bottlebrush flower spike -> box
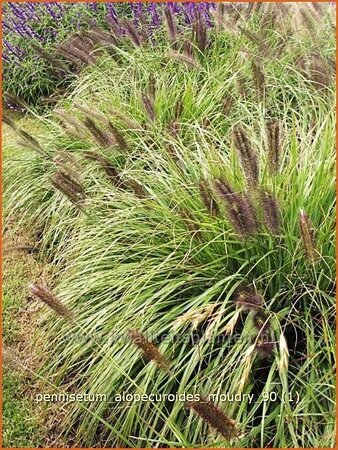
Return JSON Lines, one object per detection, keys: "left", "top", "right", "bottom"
{"left": 255, "top": 339, "right": 274, "bottom": 357}
{"left": 3, "top": 114, "right": 17, "bottom": 131}
{"left": 251, "top": 60, "right": 265, "bottom": 102}
{"left": 164, "top": 8, "right": 177, "bottom": 48}
{"left": 253, "top": 310, "right": 271, "bottom": 334}
{"left": 213, "top": 179, "right": 258, "bottom": 236}
{"left": 83, "top": 117, "right": 114, "bottom": 148}
{"left": 107, "top": 122, "right": 129, "bottom": 152}
{"left": 232, "top": 126, "right": 259, "bottom": 186}
{"left": 121, "top": 18, "right": 142, "bottom": 46}
{"left": 183, "top": 39, "right": 194, "bottom": 60}
{"left": 128, "top": 329, "right": 171, "bottom": 372}
{"left": 168, "top": 50, "right": 199, "bottom": 69}
{"left": 173, "top": 98, "right": 183, "bottom": 120}
{"left": 192, "top": 11, "right": 208, "bottom": 53}
{"left": 199, "top": 179, "right": 219, "bottom": 216}
{"left": 31, "top": 43, "right": 70, "bottom": 73}
{"left": 299, "top": 209, "right": 317, "bottom": 262}
{"left": 260, "top": 190, "right": 281, "bottom": 235}
{"left": 148, "top": 74, "right": 156, "bottom": 100}
{"left": 266, "top": 120, "right": 282, "bottom": 174}
{"left": 141, "top": 94, "right": 156, "bottom": 121}
{"left": 186, "top": 397, "right": 237, "bottom": 440}
{"left": 84, "top": 151, "right": 123, "bottom": 187}
{"left": 51, "top": 170, "right": 85, "bottom": 207}
{"left": 234, "top": 287, "right": 262, "bottom": 310}
{"left": 222, "top": 93, "right": 234, "bottom": 116}
{"left": 29, "top": 283, "right": 73, "bottom": 319}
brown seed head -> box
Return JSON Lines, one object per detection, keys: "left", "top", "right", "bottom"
{"left": 121, "top": 19, "right": 143, "bottom": 46}
{"left": 260, "top": 190, "right": 281, "bottom": 235}
{"left": 232, "top": 126, "right": 259, "bottom": 186}
{"left": 164, "top": 8, "right": 178, "bottom": 47}
{"left": 199, "top": 180, "right": 219, "bottom": 217}
{"left": 251, "top": 60, "right": 265, "bottom": 102}
{"left": 29, "top": 283, "right": 73, "bottom": 319}
{"left": 186, "top": 397, "right": 237, "bottom": 440}
{"left": 107, "top": 122, "right": 129, "bottom": 152}
{"left": 299, "top": 209, "right": 317, "bottom": 262}
{"left": 128, "top": 329, "right": 171, "bottom": 372}
{"left": 83, "top": 117, "right": 114, "bottom": 148}
{"left": 51, "top": 169, "right": 85, "bottom": 207}
{"left": 141, "top": 94, "right": 155, "bottom": 121}
{"left": 266, "top": 120, "right": 282, "bottom": 174}
{"left": 213, "top": 179, "right": 258, "bottom": 236}
{"left": 234, "top": 287, "right": 262, "bottom": 310}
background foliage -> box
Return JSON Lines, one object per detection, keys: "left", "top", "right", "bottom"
{"left": 3, "top": 2, "right": 336, "bottom": 448}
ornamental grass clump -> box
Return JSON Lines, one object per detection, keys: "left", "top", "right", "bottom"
{"left": 3, "top": 3, "right": 335, "bottom": 448}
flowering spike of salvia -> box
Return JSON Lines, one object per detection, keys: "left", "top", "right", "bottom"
{"left": 83, "top": 117, "right": 114, "bottom": 148}
{"left": 128, "top": 329, "right": 171, "bottom": 372}
{"left": 199, "top": 180, "right": 219, "bottom": 217}
{"left": 234, "top": 287, "right": 262, "bottom": 309}
{"left": 299, "top": 209, "right": 317, "bottom": 262}
{"left": 121, "top": 19, "right": 142, "bottom": 46}
{"left": 107, "top": 17, "right": 122, "bottom": 40}
{"left": 232, "top": 126, "right": 259, "bottom": 186}
{"left": 107, "top": 122, "right": 128, "bottom": 152}
{"left": 251, "top": 60, "right": 265, "bottom": 102}
{"left": 213, "top": 178, "right": 257, "bottom": 236}
{"left": 29, "top": 283, "right": 73, "bottom": 319}
{"left": 164, "top": 8, "right": 177, "bottom": 48}
{"left": 260, "top": 190, "right": 281, "bottom": 235}
{"left": 141, "top": 94, "right": 155, "bottom": 121}
{"left": 51, "top": 170, "right": 85, "bottom": 207}
{"left": 186, "top": 397, "right": 237, "bottom": 440}
{"left": 266, "top": 120, "right": 282, "bottom": 174}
